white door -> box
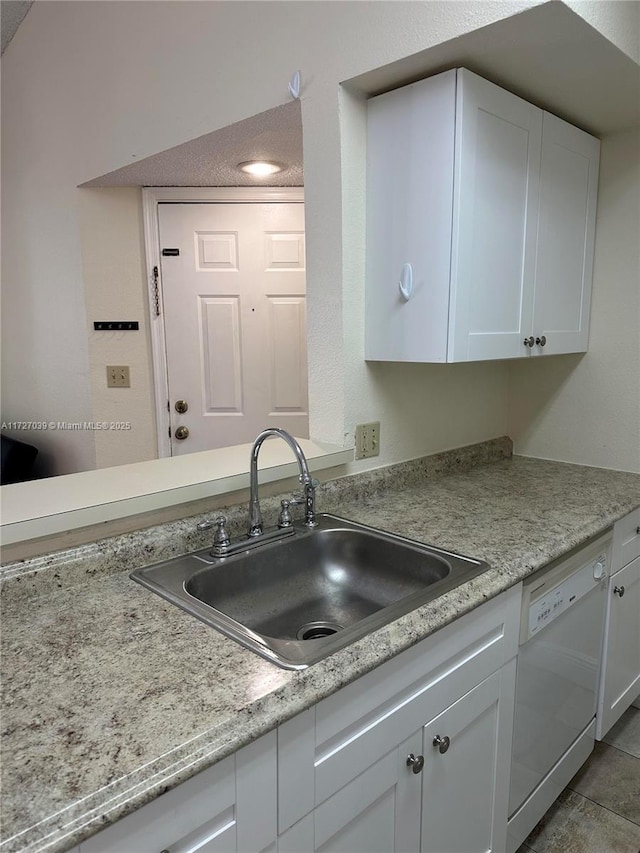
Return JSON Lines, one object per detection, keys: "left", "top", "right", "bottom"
{"left": 531, "top": 112, "right": 600, "bottom": 355}
{"left": 158, "top": 202, "right": 308, "bottom": 454}
{"left": 598, "top": 556, "right": 640, "bottom": 737}
{"left": 449, "top": 69, "right": 543, "bottom": 362}
{"left": 306, "top": 734, "right": 422, "bottom": 853}
{"left": 421, "top": 667, "right": 515, "bottom": 853}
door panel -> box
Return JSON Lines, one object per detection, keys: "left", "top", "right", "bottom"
{"left": 314, "top": 735, "right": 422, "bottom": 853}
{"left": 450, "top": 69, "right": 542, "bottom": 361}
{"left": 158, "top": 202, "right": 308, "bottom": 454}
{"left": 532, "top": 112, "right": 600, "bottom": 355}
{"left": 200, "top": 297, "right": 243, "bottom": 412}
{"left": 268, "top": 298, "right": 307, "bottom": 412}
{"left": 421, "top": 668, "right": 514, "bottom": 853}
{"left": 598, "top": 557, "right": 640, "bottom": 736}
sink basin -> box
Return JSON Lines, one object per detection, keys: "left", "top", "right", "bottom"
{"left": 131, "top": 514, "right": 490, "bottom": 669}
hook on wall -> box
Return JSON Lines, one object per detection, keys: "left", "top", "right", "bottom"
{"left": 288, "top": 70, "right": 301, "bottom": 100}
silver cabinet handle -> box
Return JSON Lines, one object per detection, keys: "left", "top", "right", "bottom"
{"left": 523, "top": 336, "right": 535, "bottom": 347}
{"left": 406, "top": 753, "right": 424, "bottom": 774}
{"left": 614, "top": 585, "right": 625, "bottom": 597}
{"left": 536, "top": 335, "right": 547, "bottom": 347}
{"left": 433, "top": 735, "right": 450, "bottom": 754}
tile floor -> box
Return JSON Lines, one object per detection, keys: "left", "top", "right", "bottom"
{"left": 519, "top": 707, "right": 640, "bottom": 853}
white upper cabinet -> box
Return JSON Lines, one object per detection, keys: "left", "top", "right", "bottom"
{"left": 365, "top": 68, "right": 600, "bottom": 363}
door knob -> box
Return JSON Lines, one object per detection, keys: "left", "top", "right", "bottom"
{"left": 174, "top": 400, "right": 189, "bottom": 414}
{"left": 174, "top": 425, "right": 189, "bottom": 440}
{"left": 536, "top": 336, "right": 547, "bottom": 347}
{"left": 406, "top": 753, "right": 424, "bottom": 774}
{"left": 523, "top": 336, "right": 535, "bottom": 347}
{"left": 433, "top": 735, "right": 450, "bottom": 754}
{"left": 613, "top": 585, "right": 625, "bottom": 597}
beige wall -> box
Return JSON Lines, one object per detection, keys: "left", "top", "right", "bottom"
{"left": 78, "top": 189, "right": 158, "bottom": 469}
{"left": 507, "top": 128, "right": 640, "bottom": 473}
{"left": 565, "top": 0, "right": 640, "bottom": 64}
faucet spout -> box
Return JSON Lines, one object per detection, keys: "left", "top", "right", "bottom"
{"left": 249, "top": 428, "right": 316, "bottom": 536}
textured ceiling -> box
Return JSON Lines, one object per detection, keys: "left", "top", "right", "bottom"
{"left": 1, "top": 0, "right": 33, "bottom": 55}
{"left": 81, "top": 100, "right": 304, "bottom": 188}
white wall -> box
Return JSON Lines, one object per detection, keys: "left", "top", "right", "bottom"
{"left": 78, "top": 188, "right": 158, "bottom": 469}
{"left": 507, "top": 127, "right": 640, "bottom": 472}
{"left": 1, "top": 0, "right": 637, "bottom": 481}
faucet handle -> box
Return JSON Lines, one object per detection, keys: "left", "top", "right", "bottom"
{"left": 210, "top": 516, "right": 232, "bottom": 557}
{"left": 278, "top": 500, "right": 293, "bottom": 528}
{"left": 213, "top": 516, "right": 231, "bottom": 547}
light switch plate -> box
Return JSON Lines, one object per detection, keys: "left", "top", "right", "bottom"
{"left": 107, "top": 365, "right": 130, "bottom": 388}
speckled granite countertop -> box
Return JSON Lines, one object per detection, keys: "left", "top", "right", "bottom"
{"left": 1, "top": 442, "right": 639, "bottom": 853}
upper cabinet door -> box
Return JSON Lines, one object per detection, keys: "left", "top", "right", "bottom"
{"left": 532, "top": 113, "right": 600, "bottom": 355}
{"left": 449, "top": 69, "right": 542, "bottom": 362}
{"left": 365, "top": 70, "right": 457, "bottom": 363}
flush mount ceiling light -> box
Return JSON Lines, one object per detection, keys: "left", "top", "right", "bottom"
{"left": 237, "top": 160, "right": 285, "bottom": 177}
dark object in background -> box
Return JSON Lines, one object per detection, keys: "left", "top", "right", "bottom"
{"left": 1, "top": 434, "right": 38, "bottom": 484}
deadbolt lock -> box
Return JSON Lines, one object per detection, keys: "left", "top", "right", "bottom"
{"left": 174, "top": 425, "right": 189, "bottom": 440}
{"left": 175, "top": 400, "right": 189, "bottom": 414}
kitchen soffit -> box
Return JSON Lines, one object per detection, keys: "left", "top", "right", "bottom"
{"left": 344, "top": 1, "right": 640, "bottom": 138}
{"left": 79, "top": 2, "right": 637, "bottom": 190}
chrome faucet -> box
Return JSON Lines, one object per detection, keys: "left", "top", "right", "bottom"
{"left": 249, "top": 428, "right": 317, "bottom": 536}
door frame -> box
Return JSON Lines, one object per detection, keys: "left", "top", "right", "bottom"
{"left": 142, "top": 187, "right": 305, "bottom": 458}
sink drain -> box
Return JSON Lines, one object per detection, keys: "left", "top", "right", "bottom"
{"left": 297, "top": 621, "right": 343, "bottom": 641}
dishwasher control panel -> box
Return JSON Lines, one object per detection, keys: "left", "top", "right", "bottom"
{"left": 521, "top": 533, "right": 611, "bottom": 644}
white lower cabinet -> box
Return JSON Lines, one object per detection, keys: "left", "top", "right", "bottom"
{"left": 597, "top": 509, "right": 640, "bottom": 738}
{"left": 277, "top": 586, "right": 521, "bottom": 853}
{"left": 279, "top": 664, "right": 516, "bottom": 853}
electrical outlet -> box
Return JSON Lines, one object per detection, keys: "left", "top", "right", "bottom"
{"left": 106, "top": 365, "right": 130, "bottom": 388}
{"left": 355, "top": 421, "right": 380, "bottom": 460}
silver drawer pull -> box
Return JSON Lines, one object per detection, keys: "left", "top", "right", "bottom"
{"left": 614, "top": 585, "right": 625, "bottom": 597}
{"left": 433, "top": 734, "right": 450, "bottom": 754}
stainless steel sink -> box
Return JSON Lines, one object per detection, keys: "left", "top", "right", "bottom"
{"left": 131, "top": 514, "right": 489, "bottom": 669}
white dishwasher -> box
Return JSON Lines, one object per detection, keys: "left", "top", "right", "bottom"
{"left": 507, "top": 531, "right": 611, "bottom": 853}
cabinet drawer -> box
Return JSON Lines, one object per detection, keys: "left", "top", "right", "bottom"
{"left": 80, "top": 755, "right": 237, "bottom": 853}
{"left": 81, "top": 732, "right": 276, "bottom": 853}
{"left": 277, "top": 585, "right": 521, "bottom": 832}
{"left": 612, "top": 508, "right": 640, "bottom": 571}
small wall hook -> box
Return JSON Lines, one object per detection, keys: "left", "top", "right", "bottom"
{"left": 288, "top": 70, "right": 301, "bottom": 100}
